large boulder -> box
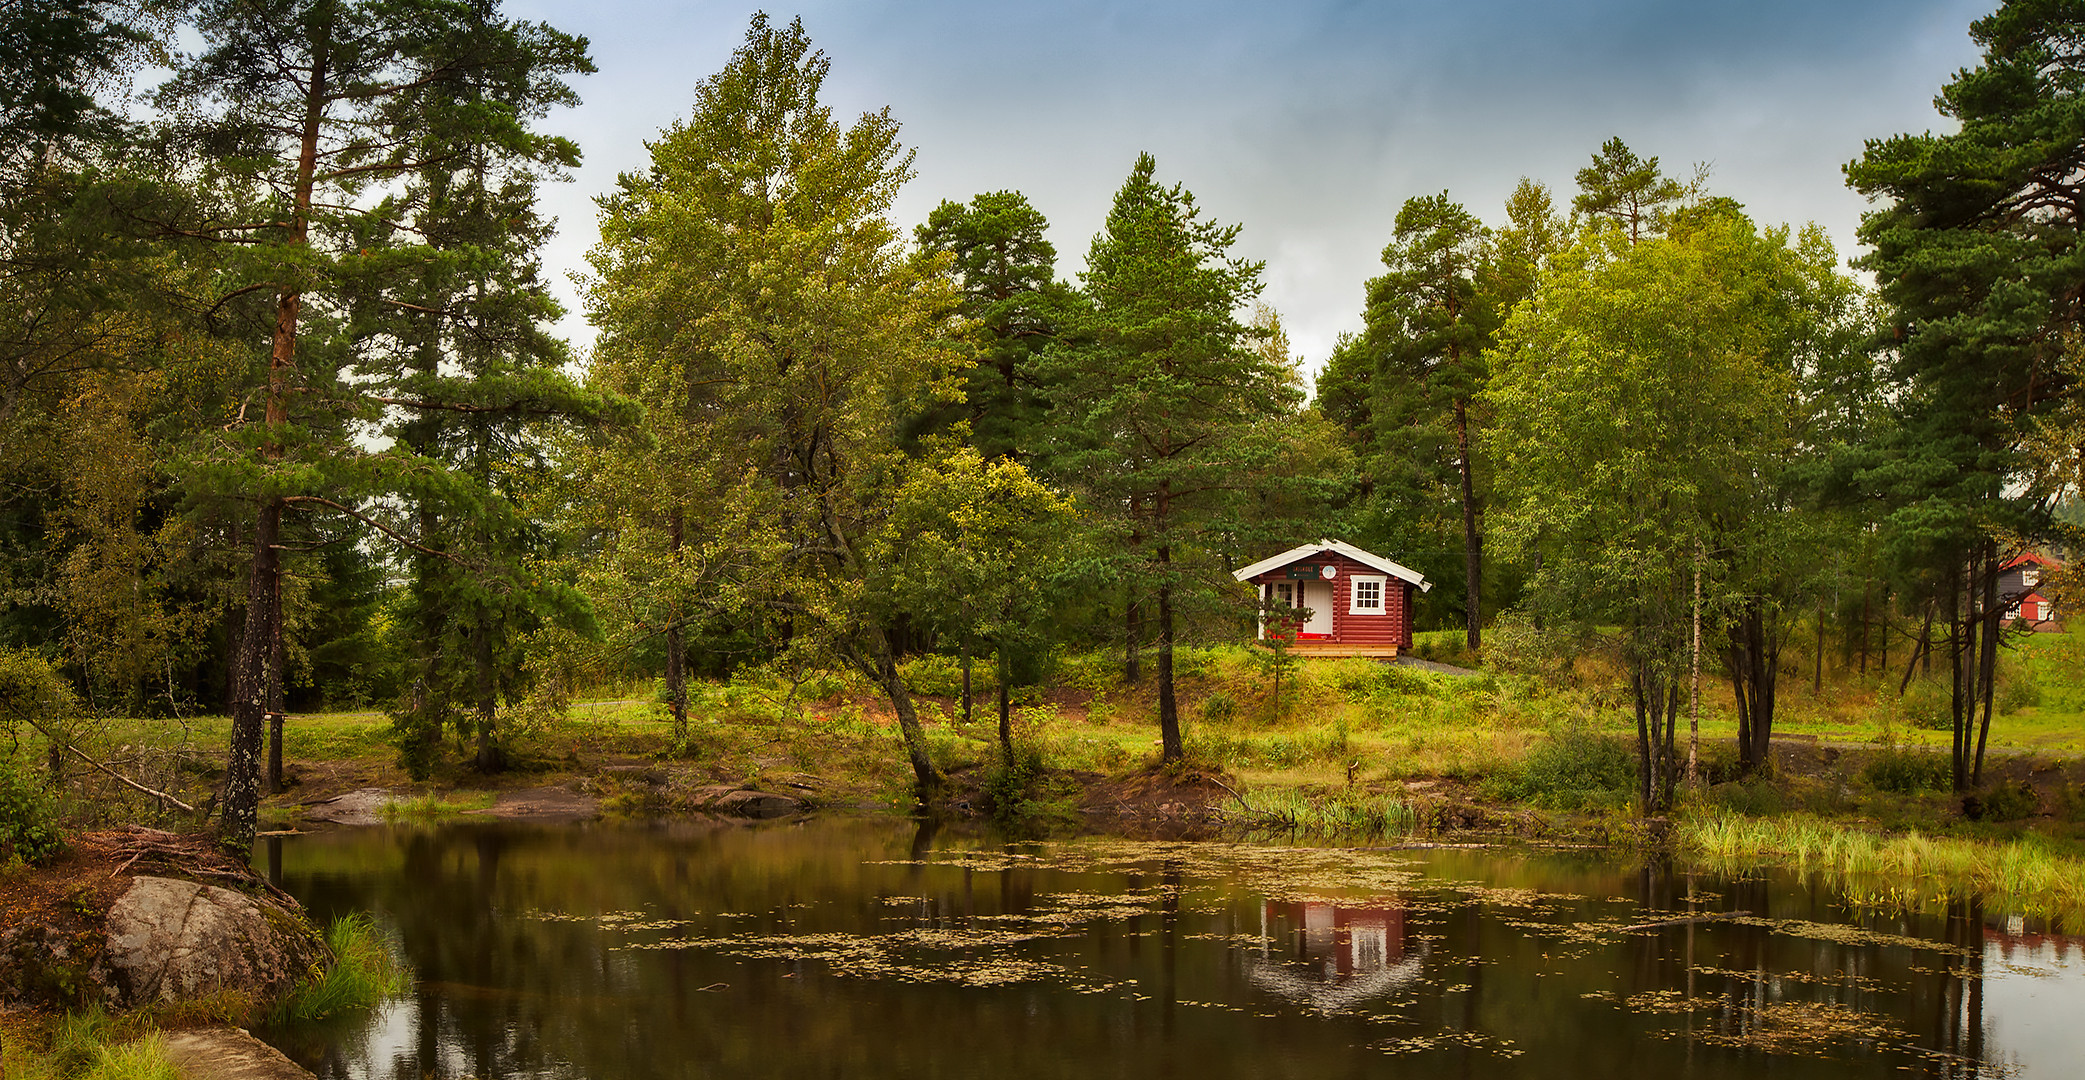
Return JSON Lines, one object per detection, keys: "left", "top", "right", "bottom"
{"left": 102, "top": 876, "right": 324, "bottom": 1007}
{"left": 0, "top": 873, "right": 324, "bottom": 1010}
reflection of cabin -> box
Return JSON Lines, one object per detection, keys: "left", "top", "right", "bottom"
{"left": 1232, "top": 540, "right": 1430, "bottom": 658}
{"left": 1247, "top": 900, "right": 1424, "bottom": 1014}
{"left": 2000, "top": 553, "right": 2064, "bottom": 632}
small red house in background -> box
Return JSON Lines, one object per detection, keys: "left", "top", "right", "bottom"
{"left": 2001, "top": 552, "right": 2064, "bottom": 632}
{"left": 1232, "top": 540, "right": 1430, "bottom": 657}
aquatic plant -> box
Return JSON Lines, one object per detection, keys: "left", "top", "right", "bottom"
{"left": 1239, "top": 788, "right": 1414, "bottom": 838}
{"left": 270, "top": 913, "right": 409, "bottom": 1023}
{"left": 1679, "top": 811, "right": 2085, "bottom": 920}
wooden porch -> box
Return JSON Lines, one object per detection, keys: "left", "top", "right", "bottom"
{"left": 1280, "top": 643, "right": 1401, "bottom": 658}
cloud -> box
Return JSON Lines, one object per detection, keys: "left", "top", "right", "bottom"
{"left": 513, "top": 0, "right": 1994, "bottom": 370}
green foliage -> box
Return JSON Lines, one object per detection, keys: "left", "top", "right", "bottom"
{"left": 1901, "top": 678, "right": 1956, "bottom": 731}
{"left": 979, "top": 739, "right": 1065, "bottom": 824}
{"left": 271, "top": 913, "right": 409, "bottom": 1023}
{"left": 1998, "top": 661, "right": 2043, "bottom": 715}
{"left": 1862, "top": 748, "right": 1953, "bottom": 794}
{"left": 1199, "top": 691, "right": 1236, "bottom": 723}
{"left": 0, "top": 755, "right": 63, "bottom": 866}
{"left": 1485, "top": 724, "right": 1635, "bottom": 809}
{"left": 896, "top": 655, "right": 969, "bottom": 700}
{"left": 1703, "top": 778, "right": 1786, "bottom": 817}
{"left": 1967, "top": 781, "right": 2039, "bottom": 823}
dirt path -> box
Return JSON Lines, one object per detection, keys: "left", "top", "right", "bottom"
{"left": 164, "top": 1028, "right": 313, "bottom": 1080}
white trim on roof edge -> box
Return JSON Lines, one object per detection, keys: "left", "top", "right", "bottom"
{"left": 1231, "top": 539, "right": 1431, "bottom": 592}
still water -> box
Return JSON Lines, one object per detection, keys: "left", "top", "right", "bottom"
{"left": 258, "top": 818, "right": 2081, "bottom": 1079}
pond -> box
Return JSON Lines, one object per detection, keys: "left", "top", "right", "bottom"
{"left": 256, "top": 818, "right": 2080, "bottom": 1079}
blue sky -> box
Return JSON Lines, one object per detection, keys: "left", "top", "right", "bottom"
{"left": 509, "top": 0, "right": 1995, "bottom": 378}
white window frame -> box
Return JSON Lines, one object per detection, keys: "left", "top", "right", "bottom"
{"left": 1349, "top": 575, "right": 1387, "bottom": 615}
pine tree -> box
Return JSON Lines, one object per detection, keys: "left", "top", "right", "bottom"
{"left": 1843, "top": 0, "right": 2084, "bottom": 790}
{"left": 1040, "top": 153, "right": 1292, "bottom": 762}
{"left": 157, "top": 0, "right": 596, "bottom": 850}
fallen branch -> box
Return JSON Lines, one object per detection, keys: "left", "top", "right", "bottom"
{"left": 20, "top": 715, "right": 198, "bottom": 813}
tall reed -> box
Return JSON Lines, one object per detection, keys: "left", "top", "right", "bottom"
{"left": 1681, "top": 812, "right": 2085, "bottom": 920}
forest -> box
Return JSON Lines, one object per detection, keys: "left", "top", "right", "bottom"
{"left": 2, "top": 0, "right": 2082, "bottom": 857}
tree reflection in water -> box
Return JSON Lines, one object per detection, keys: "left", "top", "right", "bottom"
{"left": 258, "top": 821, "right": 2072, "bottom": 1080}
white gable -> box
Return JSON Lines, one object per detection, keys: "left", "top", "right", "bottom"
{"left": 1232, "top": 539, "right": 1430, "bottom": 591}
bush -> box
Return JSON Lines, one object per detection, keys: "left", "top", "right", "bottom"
{"left": 896, "top": 654, "right": 968, "bottom": 699}
{"left": 1862, "top": 748, "right": 1952, "bottom": 794}
{"left": 1704, "top": 778, "right": 1785, "bottom": 816}
{"left": 1965, "top": 781, "right": 2039, "bottom": 822}
{"left": 1997, "top": 665, "right": 2043, "bottom": 715}
{"left": 1200, "top": 692, "right": 1236, "bottom": 723}
{"left": 0, "top": 755, "right": 64, "bottom": 867}
{"left": 1486, "top": 724, "right": 1634, "bottom": 809}
{"left": 1900, "top": 678, "right": 1955, "bottom": 731}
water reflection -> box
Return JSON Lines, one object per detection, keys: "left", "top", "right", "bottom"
{"left": 261, "top": 820, "right": 2078, "bottom": 1080}
{"left": 1248, "top": 901, "right": 1424, "bottom": 1014}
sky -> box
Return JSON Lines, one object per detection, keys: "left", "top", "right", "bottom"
{"left": 504, "top": 0, "right": 1997, "bottom": 381}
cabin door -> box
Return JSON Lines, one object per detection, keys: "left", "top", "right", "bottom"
{"left": 1300, "top": 581, "right": 1334, "bottom": 636}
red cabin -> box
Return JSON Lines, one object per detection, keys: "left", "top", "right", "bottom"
{"left": 1232, "top": 540, "right": 1430, "bottom": 658}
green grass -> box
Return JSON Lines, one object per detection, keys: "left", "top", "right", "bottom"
{"left": 378, "top": 791, "right": 497, "bottom": 821}
{"left": 271, "top": 913, "right": 410, "bottom": 1023}
{"left": 1, "top": 1009, "right": 177, "bottom": 1080}
{"left": 1680, "top": 811, "right": 2085, "bottom": 920}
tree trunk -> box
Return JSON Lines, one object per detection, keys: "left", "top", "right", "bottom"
{"left": 1950, "top": 555, "right": 1970, "bottom": 792}
{"left": 1688, "top": 556, "right": 1700, "bottom": 785}
{"left": 472, "top": 621, "right": 501, "bottom": 772}
{"left": 265, "top": 569, "right": 284, "bottom": 796}
{"left": 1124, "top": 591, "right": 1142, "bottom": 685}
{"left": 1813, "top": 603, "right": 1824, "bottom": 695}
{"left": 996, "top": 647, "right": 1013, "bottom": 767}
{"left": 1633, "top": 670, "right": 1653, "bottom": 814}
{"left": 1157, "top": 559, "right": 1183, "bottom": 762}
{"left": 222, "top": 499, "right": 281, "bottom": 853}
{"left": 665, "top": 508, "right": 688, "bottom": 742}
{"left": 1974, "top": 545, "right": 1999, "bottom": 785}
{"left": 870, "top": 628, "right": 941, "bottom": 796}
{"left": 1452, "top": 396, "right": 1482, "bottom": 651}
{"left": 221, "top": 8, "right": 329, "bottom": 855}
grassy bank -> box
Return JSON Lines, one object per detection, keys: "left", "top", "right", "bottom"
{"left": 18, "top": 630, "right": 2085, "bottom": 915}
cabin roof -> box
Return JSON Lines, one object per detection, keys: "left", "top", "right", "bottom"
{"left": 1232, "top": 540, "right": 1431, "bottom": 591}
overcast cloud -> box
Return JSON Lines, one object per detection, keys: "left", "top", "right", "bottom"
{"left": 504, "top": 0, "right": 1995, "bottom": 380}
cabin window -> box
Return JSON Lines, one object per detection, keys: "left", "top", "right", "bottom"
{"left": 1350, "top": 576, "right": 1386, "bottom": 614}
{"left": 2024, "top": 566, "right": 2041, "bottom": 587}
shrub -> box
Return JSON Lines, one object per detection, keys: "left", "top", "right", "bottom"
{"left": 896, "top": 654, "right": 967, "bottom": 699}
{"left": 1965, "top": 781, "right": 2039, "bottom": 822}
{"left": 1862, "top": 748, "right": 1952, "bottom": 794}
{"left": 1487, "top": 724, "right": 1634, "bottom": 809}
{"left": 1996, "top": 665, "right": 2043, "bottom": 715}
{"left": 0, "top": 755, "right": 64, "bottom": 867}
{"left": 1900, "top": 678, "right": 1954, "bottom": 731}
{"left": 1200, "top": 692, "right": 1236, "bottom": 723}
{"left": 1704, "top": 778, "right": 1785, "bottom": 816}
